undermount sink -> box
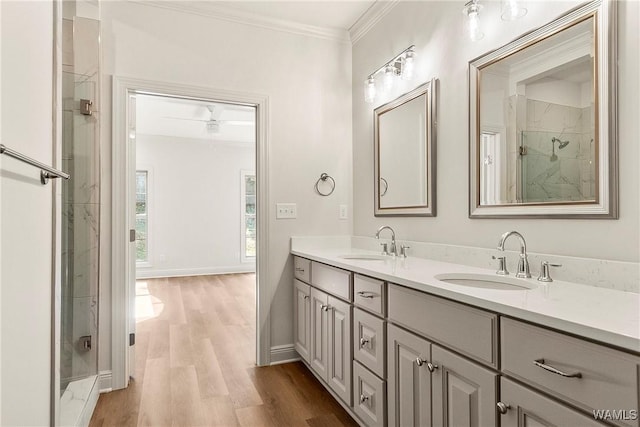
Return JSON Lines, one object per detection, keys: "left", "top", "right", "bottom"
{"left": 338, "top": 254, "right": 387, "bottom": 261}
{"left": 435, "top": 273, "right": 536, "bottom": 291}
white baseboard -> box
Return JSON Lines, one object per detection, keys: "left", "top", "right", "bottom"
{"left": 98, "top": 370, "right": 112, "bottom": 393}
{"left": 270, "top": 344, "right": 300, "bottom": 365}
{"left": 136, "top": 265, "right": 256, "bottom": 279}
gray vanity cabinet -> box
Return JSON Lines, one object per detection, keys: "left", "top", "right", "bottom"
{"left": 431, "top": 345, "right": 498, "bottom": 427}
{"left": 308, "top": 280, "right": 352, "bottom": 406}
{"left": 310, "top": 287, "right": 329, "bottom": 379}
{"left": 499, "top": 378, "right": 605, "bottom": 427}
{"left": 293, "top": 279, "right": 311, "bottom": 363}
{"left": 387, "top": 324, "right": 432, "bottom": 427}
{"left": 327, "top": 295, "right": 352, "bottom": 405}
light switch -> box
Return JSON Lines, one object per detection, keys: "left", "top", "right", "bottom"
{"left": 276, "top": 203, "right": 297, "bottom": 219}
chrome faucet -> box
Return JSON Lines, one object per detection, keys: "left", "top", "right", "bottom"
{"left": 375, "top": 226, "right": 397, "bottom": 256}
{"left": 497, "top": 231, "right": 531, "bottom": 278}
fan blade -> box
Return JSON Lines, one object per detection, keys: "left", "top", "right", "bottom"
{"left": 162, "top": 116, "right": 208, "bottom": 122}
{"left": 218, "top": 120, "right": 254, "bottom": 126}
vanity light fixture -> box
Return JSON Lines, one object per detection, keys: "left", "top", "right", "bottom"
{"left": 363, "top": 45, "right": 416, "bottom": 104}
{"left": 501, "top": 0, "right": 527, "bottom": 21}
{"left": 463, "top": 0, "right": 484, "bottom": 42}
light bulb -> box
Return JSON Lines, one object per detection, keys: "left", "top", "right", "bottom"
{"left": 383, "top": 64, "right": 396, "bottom": 92}
{"left": 364, "top": 76, "right": 376, "bottom": 104}
{"left": 401, "top": 50, "right": 415, "bottom": 81}
{"left": 501, "top": 0, "right": 527, "bottom": 20}
{"left": 463, "top": 1, "right": 484, "bottom": 42}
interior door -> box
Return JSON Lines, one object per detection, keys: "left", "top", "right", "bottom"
{"left": 127, "top": 92, "right": 137, "bottom": 380}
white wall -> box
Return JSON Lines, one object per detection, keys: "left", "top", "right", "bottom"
{"left": 0, "top": 1, "right": 54, "bottom": 425}
{"left": 135, "top": 134, "right": 255, "bottom": 278}
{"left": 353, "top": 1, "right": 639, "bottom": 263}
{"left": 99, "top": 2, "right": 352, "bottom": 373}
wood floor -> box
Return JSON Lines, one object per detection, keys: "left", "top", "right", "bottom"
{"left": 89, "top": 274, "right": 358, "bottom": 427}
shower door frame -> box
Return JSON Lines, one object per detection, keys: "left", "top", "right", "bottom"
{"left": 111, "top": 76, "right": 271, "bottom": 390}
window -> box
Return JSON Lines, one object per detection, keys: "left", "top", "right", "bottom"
{"left": 136, "top": 170, "right": 149, "bottom": 263}
{"left": 241, "top": 171, "right": 256, "bottom": 261}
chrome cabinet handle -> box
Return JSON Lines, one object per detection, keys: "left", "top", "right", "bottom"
{"left": 295, "top": 267, "right": 305, "bottom": 272}
{"left": 415, "top": 357, "right": 426, "bottom": 366}
{"left": 320, "top": 304, "right": 327, "bottom": 311}
{"left": 357, "top": 291, "right": 375, "bottom": 299}
{"left": 534, "top": 359, "right": 582, "bottom": 378}
{"left": 303, "top": 295, "right": 309, "bottom": 300}
{"left": 426, "top": 362, "right": 438, "bottom": 373}
{"left": 497, "top": 402, "right": 510, "bottom": 414}
{"left": 360, "top": 394, "right": 369, "bottom": 404}
{"left": 359, "top": 337, "right": 370, "bottom": 347}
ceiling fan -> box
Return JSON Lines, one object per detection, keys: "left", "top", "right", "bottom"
{"left": 163, "top": 105, "right": 253, "bottom": 133}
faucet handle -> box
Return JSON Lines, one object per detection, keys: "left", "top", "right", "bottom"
{"left": 399, "top": 245, "right": 410, "bottom": 258}
{"left": 537, "top": 261, "right": 562, "bottom": 282}
{"left": 492, "top": 255, "right": 509, "bottom": 275}
{"left": 380, "top": 242, "right": 389, "bottom": 256}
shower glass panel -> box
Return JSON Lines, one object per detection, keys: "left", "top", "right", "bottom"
{"left": 520, "top": 130, "right": 595, "bottom": 203}
{"left": 60, "top": 15, "right": 100, "bottom": 423}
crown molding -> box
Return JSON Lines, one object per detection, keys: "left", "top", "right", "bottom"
{"left": 349, "top": 0, "right": 399, "bottom": 45}
{"left": 127, "top": 0, "right": 351, "bottom": 43}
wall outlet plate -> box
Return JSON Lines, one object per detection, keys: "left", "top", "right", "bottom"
{"left": 276, "top": 203, "right": 297, "bottom": 219}
{"left": 339, "top": 204, "right": 348, "bottom": 219}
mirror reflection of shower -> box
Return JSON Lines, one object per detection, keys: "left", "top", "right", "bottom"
{"left": 550, "top": 136, "right": 570, "bottom": 162}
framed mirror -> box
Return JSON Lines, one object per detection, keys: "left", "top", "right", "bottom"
{"left": 469, "top": 0, "right": 617, "bottom": 218}
{"left": 374, "top": 79, "right": 437, "bottom": 216}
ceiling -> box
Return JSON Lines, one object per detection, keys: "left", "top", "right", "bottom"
{"left": 135, "top": 94, "right": 256, "bottom": 144}
{"left": 203, "top": 1, "right": 377, "bottom": 30}
{"left": 133, "top": 0, "right": 393, "bottom": 42}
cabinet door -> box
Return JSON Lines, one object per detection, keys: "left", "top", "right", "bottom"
{"left": 500, "top": 378, "right": 605, "bottom": 427}
{"left": 293, "top": 279, "right": 311, "bottom": 362}
{"left": 431, "top": 345, "right": 498, "bottom": 427}
{"left": 387, "top": 324, "right": 432, "bottom": 427}
{"left": 310, "top": 288, "right": 328, "bottom": 379}
{"left": 327, "top": 295, "right": 352, "bottom": 405}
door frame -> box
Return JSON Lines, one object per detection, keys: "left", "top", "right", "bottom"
{"left": 111, "top": 76, "right": 271, "bottom": 390}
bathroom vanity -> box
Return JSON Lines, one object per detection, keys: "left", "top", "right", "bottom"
{"left": 291, "top": 243, "right": 640, "bottom": 427}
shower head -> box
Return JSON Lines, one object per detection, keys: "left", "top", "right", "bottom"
{"left": 551, "top": 137, "right": 570, "bottom": 149}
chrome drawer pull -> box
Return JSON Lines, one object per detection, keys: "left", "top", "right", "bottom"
{"left": 357, "top": 291, "right": 376, "bottom": 299}
{"left": 426, "top": 362, "right": 438, "bottom": 373}
{"left": 295, "top": 267, "right": 305, "bottom": 272}
{"left": 360, "top": 337, "right": 370, "bottom": 347}
{"left": 415, "top": 357, "right": 426, "bottom": 366}
{"left": 360, "top": 394, "right": 369, "bottom": 404}
{"left": 533, "top": 359, "right": 582, "bottom": 378}
{"left": 303, "top": 295, "right": 309, "bottom": 300}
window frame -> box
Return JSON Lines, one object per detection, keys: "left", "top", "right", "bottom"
{"left": 240, "top": 170, "right": 256, "bottom": 263}
{"left": 135, "top": 167, "right": 152, "bottom": 268}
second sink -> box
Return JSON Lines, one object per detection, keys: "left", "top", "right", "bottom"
{"left": 435, "top": 273, "right": 536, "bottom": 291}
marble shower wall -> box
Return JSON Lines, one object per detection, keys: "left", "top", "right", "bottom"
{"left": 60, "top": 16, "right": 100, "bottom": 391}
{"left": 517, "top": 98, "right": 595, "bottom": 203}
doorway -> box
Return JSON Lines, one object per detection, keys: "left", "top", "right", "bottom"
{"left": 112, "top": 77, "right": 271, "bottom": 390}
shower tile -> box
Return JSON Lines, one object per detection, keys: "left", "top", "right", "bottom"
{"left": 70, "top": 296, "right": 98, "bottom": 380}
{"left": 69, "top": 111, "right": 100, "bottom": 204}
{"left": 72, "top": 204, "right": 99, "bottom": 299}
{"left": 62, "top": 19, "right": 74, "bottom": 67}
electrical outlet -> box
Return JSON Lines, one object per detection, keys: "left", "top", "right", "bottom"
{"left": 339, "top": 204, "right": 348, "bottom": 219}
{"left": 276, "top": 203, "right": 297, "bottom": 219}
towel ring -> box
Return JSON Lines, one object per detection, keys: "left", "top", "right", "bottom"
{"left": 315, "top": 173, "right": 335, "bottom": 196}
{"left": 380, "top": 177, "right": 388, "bottom": 197}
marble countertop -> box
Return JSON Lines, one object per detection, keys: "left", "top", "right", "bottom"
{"left": 291, "top": 246, "right": 640, "bottom": 354}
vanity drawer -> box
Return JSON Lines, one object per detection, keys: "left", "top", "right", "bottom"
{"left": 388, "top": 284, "right": 498, "bottom": 367}
{"left": 354, "top": 274, "right": 385, "bottom": 316}
{"left": 294, "top": 256, "right": 311, "bottom": 283}
{"left": 501, "top": 318, "right": 640, "bottom": 426}
{"left": 354, "top": 308, "right": 385, "bottom": 378}
{"left": 353, "top": 361, "right": 386, "bottom": 427}
{"left": 312, "top": 262, "right": 352, "bottom": 302}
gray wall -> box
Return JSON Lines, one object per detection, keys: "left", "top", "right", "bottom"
{"left": 352, "top": 1, "right": 639, "bottom": 262}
